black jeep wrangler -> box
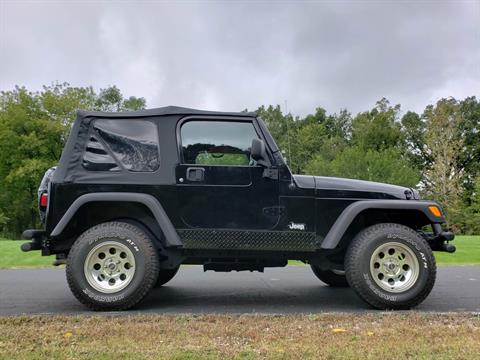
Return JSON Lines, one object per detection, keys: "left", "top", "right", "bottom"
{"left": 23, "top": 106, "right": 455, "bottom": 311}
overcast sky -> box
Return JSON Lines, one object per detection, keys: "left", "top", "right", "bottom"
{"left": 0, "top": 0, "right": 479, "bottom": 116}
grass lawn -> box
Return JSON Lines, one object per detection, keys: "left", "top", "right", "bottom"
{"left": 0, "top": 236, "right": 479, "bottom": 269}
{"left": 434, "top": 235, "right": 480, "bottom": 265}
{"left": 0, "top": 314, "right": 479, "bottom": 359}
{"left": 0, "top": 239, "right": 53, "bottom": 268}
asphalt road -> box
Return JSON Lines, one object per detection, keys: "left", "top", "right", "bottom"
{"left": 0, "top": 266, "right": 479, "bottom": 315}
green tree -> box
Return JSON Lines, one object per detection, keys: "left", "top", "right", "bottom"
{"left": 289, "top": 122, "right": 328, "bottom": 173}
{"left": 464, "top": 177, "right": 480, "bottom": 234}
{"left": 306, "top": 146, "right": 420, "bottom": 187}
{"left": 351, "top": 98, "right": 404, "bottom": 152}
{"left": 304, "top": 98, "right": 419, "bottom": 187}
{"left": 329, "top": 109, "right": 352, "bottom": 140}
{"left": 0, "top": 83, "right": 146, "bottom": 237}
{"left": 401, "top": 110, "right": 431, "bottom": 171}
{"left": 95, "top": 85, "right": 146, "bottom": 112}
{"left": 256, "top": 105, "right": 291, "bottom": 151}
{"left": 123, "top": 96, "right": 147, "bottom": 111}
{"left": 422, "top": 98, "right": 464, "bottom": 229}
{"left": 459, "top": 97, "right": 480, "bottom": 202}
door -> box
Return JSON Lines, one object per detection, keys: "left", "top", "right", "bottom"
{"left": 176, "top": 119, "right": 281, "bottom": 249}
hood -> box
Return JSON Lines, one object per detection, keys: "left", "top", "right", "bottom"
{"left": 293, "top": 175, "right": 417, "bottom": 200}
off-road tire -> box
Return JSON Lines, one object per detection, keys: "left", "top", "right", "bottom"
{"left": 345, "top": 223, "right": 436, "bottom": 310}
{"left": 310, "top": 266, "right": 349, "bottom": 287}
{"left": 154, "top": 266, "right": 180, "bottom": 287}
{"left": 66, "top": 221, "right": 159, "bottom": 311}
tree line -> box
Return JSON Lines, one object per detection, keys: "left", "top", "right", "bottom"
{"left": 0, "top": 83, "right": 478, "bottom": 237}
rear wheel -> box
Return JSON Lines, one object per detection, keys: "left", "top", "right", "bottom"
{"left": 310, "top": 266, "right": 349, "bottom": 287}
{"left": 345, "top": 223, "right": 436, "bottom": 310}
{"left": 154, "top": 266, "right": 180, "bottom": 287}
{"left": 66, "top": 221, "right": 159, "bottom": 311}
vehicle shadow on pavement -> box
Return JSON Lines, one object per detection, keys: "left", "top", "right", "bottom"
{"left": 137, "top": 284, "right": 370, "bottom": 314}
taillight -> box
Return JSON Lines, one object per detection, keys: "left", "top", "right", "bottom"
{"left": 40, "top": 193, "right": 48, "bottom": 207}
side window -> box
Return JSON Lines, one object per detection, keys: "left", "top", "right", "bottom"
{"left": 181, "top": 121, "right": 259, "bottom": 166}
{"left": 83, "top": 119, "right": 160, "bottom": 172}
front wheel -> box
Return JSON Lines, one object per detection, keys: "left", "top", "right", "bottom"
{"left": 66, "top": 221, "right": 160, "bottom": 311}
{"left": 345, "top": 223, "right": 436, "bottom": 310}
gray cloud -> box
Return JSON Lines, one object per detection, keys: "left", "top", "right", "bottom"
{"left": 0, "top": 0, "right": 478, "bottom": 116}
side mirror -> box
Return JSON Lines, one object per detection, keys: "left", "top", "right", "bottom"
{"left": 250, "top": 138, "right": 269, "bottom": 167}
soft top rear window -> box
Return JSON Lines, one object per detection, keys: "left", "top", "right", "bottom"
{"left": 82, "top": 119, "right": 160, "bottom": 172}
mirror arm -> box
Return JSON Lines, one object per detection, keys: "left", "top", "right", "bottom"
{"left": 256, "top": 158, "right": 270, "bottom": 167}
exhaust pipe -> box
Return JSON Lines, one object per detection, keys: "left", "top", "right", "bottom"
{"left": 21, "top": 241, "right": 41, "bottom": 252}
{"left": 439, "top": 243, "right": 456, "bottom": 253}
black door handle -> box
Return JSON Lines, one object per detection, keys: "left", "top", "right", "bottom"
{"left": 186, "top": 167, "right": 205, "bottom": 182}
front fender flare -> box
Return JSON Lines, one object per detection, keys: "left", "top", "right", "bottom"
{"left": 50, "top": 192, "right": 183, "bottom": 247}
{"left": 320, "top": 200, "right": 445, "bottom": 249}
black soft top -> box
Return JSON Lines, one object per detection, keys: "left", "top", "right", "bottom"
{"left": 77, "top": 106, "right": 256, "bottom": 119}
{"left": 53, "top": 106, "right": 259, "bottom": 185}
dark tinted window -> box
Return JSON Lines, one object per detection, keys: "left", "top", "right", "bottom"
{"left": 83, "top": 119, "right": 159, "bottom": 172}
{"left": 181, "top": 121, "right": 259, "bottom": 166}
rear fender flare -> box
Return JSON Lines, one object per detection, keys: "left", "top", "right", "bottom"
{"left": 320, "top": 200, "right": 445, "bottom": 249}
{"left": 50, "top": 192, "right": 183, "bottom": 247}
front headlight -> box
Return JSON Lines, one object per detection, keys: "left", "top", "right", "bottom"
{"left": 405, "top": 189, "right": 421, "bottom": 200}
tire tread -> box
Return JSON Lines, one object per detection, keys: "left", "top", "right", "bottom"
{"left": 345, "top": 223, "right": 436, "bottom": 310}
{"left": 66, "top": 221, "right": 160, "bottom": 311}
